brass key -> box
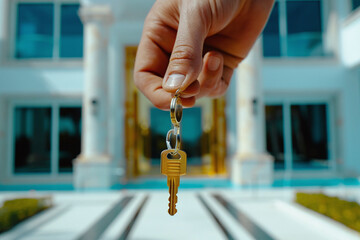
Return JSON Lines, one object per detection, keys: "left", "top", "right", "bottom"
{"left": 161, "top": 89, "right": 187, "bottom": 215}
{"left": 161, "top": 149, "right": 187, "bottom": 215}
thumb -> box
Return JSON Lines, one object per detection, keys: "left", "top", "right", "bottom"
{"left": 162, "top": 4, "right": 208, "bottom": 92}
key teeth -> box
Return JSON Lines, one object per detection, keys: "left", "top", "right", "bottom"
{"left": 168, "top": 208, "right": 177, "bottom": 216}
{"left": 168, "top": 192, "right": 178, "bottom": 216}
{"left": 168, "top": 178, "right": 178, "bottom": 216}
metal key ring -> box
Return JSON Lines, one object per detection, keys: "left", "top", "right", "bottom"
{"left": 170, "top": 90, "right": 183, "bottom": 127}
{"left": 166, "top": 129, "right": 181, "bottom": 152}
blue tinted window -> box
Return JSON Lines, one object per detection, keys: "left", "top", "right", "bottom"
{"left": 59, "top": 107, "right": 81, "bottom": 173}
{"left": 14, "top": 107, "right": 52, "bottom": 173}
{"left": 60, "top": 4, "right": 83, "bottom": 58}
{"left": 263, "top": 2, "right": 280, "bottom": 57}
{"left": 16, "top": 4, "right": 54, "bottom": 58}
{"left": 291, "top": 104, "right": 329, "bottom": 170}
{"left": 286, "top": 1, "right": 323, "bottom": 57}
{"left": 353, "top": 0, "right": 360, "bottom": 10}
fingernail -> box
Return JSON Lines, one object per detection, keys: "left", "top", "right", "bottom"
{"left": 208, "top": 56, "right": 221, "bottom": 71}
{"left": 165, "top": 74, "right": 185, "bottom": 88}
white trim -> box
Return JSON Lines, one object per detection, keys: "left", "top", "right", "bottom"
{"left": 267, "top": 0, "right": 332, "bottom": 59}
{"left": 51, "top": 103, "right": 59, "bottom": 176}
{"left": 7, "top": 98, "right": 81, "bottom": 183}
{"left": 279, "top": 0, "right": 288, "bottom": 56}
{"left": 9, "top": 0, "right": 18, "bottom": 60}
{"left": 7, "top": 101, "right": 14, "bottom": 177}
{"left": 8, "top": 0, "right": 82, "bottom": 64}
{"left": 283, "top": 101, "right": 293, "bottom": 173}
{"left": 53, "top": 0, "right": 61, "bottom": 60}
{"left": 265, "top": 95, "right": 337, "bottom": 178}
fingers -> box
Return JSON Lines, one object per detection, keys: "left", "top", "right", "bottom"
{"left": 197, "top": 51, "right": 234, "bottom": 98}
{"left": 162, "top": 1, "right": 209, "bottom": 93}
{"left": 208, "top": 66, "right": 234, "bottom": 97}
{"left": 135, "top": 70, "right": 197, "bottom": 110}
{"left": 197, "top": 51, "right": 223, "bottom": 98}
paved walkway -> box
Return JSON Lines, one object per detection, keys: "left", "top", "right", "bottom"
{"left": 0, "top": 187, "right": 359, "bottom": 240}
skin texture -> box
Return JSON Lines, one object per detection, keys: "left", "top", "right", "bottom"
{"left": 134, "top": 0, "right": 275, "bottom": 109}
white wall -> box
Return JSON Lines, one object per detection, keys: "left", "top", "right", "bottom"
{"left": 0, "top": 66, "right": 84, "bottom": 184}
{"left": 0, "top": 98, "right": 6, "bottom": 183}
{"left": 263, "top": 60, "right": 344, "bottom": 93}
{"left": 341, "top": 69, "right": 360, "bottom": 175}
{"left": 263, "top": 61, "right": 360, "bottom": 176}
{"left": 0, "top": 67, "right": 83, "bottom": 95}
{"left": 341, "top": 10, "right": 360, "bottom": 68}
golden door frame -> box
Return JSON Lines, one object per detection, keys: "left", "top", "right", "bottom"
{"left": 124, "top": 46, "right": 227, "bottom": 179}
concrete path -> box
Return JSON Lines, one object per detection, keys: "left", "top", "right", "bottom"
{"left": 0, "top": 188, "right": 359, "bottom": 240}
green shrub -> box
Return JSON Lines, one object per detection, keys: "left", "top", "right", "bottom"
{"left": 0, "top": 197, "right": 52, "bottom": 233}
{"left": 296, "top": 192, "right": 360, "bottom": 233}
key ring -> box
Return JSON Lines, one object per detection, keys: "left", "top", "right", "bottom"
{"left": 166, "top": 128, "right": 181, "bottom": 153}
{"left": 170, "top": 89, "right": 182, "bottom": 127}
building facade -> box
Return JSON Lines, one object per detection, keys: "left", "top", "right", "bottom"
{"left": 0, "top": 0, "right": 359, "bottom": 188}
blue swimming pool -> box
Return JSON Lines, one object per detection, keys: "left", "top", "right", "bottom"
{"left": 0, "top": 178, "right": 359, "bottom": 191}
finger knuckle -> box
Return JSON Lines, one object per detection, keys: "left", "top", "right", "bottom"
{"left": 170, "top": 44, "right": 197, "bottom": 64}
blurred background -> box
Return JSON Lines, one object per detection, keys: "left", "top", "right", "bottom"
{"left": 0, "top": 0, "right": 359, "bottom": 190}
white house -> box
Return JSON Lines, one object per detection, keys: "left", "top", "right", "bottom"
{"left": 0, "top": 0, "right": 359, "bottom": 189}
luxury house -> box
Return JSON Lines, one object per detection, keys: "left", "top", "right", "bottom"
{"left": 0, "top": 0, "right": 359, "bottom": 189}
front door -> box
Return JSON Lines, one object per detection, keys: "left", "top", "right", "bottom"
{"left": 124, "top": 46, "right": 227, "bottom": 178}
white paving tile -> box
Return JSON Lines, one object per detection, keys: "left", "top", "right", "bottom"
{"left": 276, "top": 200, "right": 360, "bottom": 240}
{"left": 128, "top": 191, "right": 227, "bottom": 240}
{"left": 17, "top": 193, "right": 123, "bottom": 240}
{"left": 2, "top": 188, "right": 360, "bottom": 240}
{"left": 199, "top": 192, "right": 255, "bottom": 240}
{"left": 100, "top": 193, "right": 147, "bottom": 240}
{"left": 233, "top": 200, "right": 329, "bottom": 240}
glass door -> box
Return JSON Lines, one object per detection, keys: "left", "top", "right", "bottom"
{"left": 124, "top": 46, "right": 227, "bottom": 178}
{"left": 265, "top": 98, "right": 335, "bottom": 175}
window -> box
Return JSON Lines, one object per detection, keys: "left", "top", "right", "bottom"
{"left": 14, "top": 107, "right": 52, "bottom": 173}
{"left": 59, "top": 107, "right": 82, "bottom": 172}
{"left": 16, "top": 4, "right": 54, "bottom": 58}
{"left": 291, "top": 104, "right": 328, "bottom": 169}
{"left": 263, "top": 2, "right": 280, "bottom": 57}
{"left": 15, "top": 2, "right": 83, "bottom": 59}
{"left": 12, "top": 104, "right": 81, "bottom": 175}
{"left": 263, "top": 0, "right": 326, "bottom": 57}
{"left": 286, "top": 1, "right": 323, "bottom": 57}
{"left": 60, "top": 4, "right": 83, "bottom": 58}
{"left": 353, "top": 0, "right": 360, "bottom": 10}
{"left": 265, "top": 105, "right": 284, "bottom": 169}
{"left": 265, "top": 102, "right": 333, "bottom": 172}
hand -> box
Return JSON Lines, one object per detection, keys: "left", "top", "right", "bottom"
{"left": 134, "top": 0, "right": 274, "bottom": 109}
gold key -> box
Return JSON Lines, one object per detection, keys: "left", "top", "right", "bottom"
{"left": 161, "top": 149, "right": 187, "bottom": 215}
{"left": 161, "top": 89, "right": 187, "bottom": 216}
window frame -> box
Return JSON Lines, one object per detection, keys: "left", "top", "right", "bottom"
{"left": 263, "top": 0, "right": 333, "bottom": 59}
{"left": 265, "top": 95, "right": 337, "bottom": 178}
{"left": 9, "top": 0, "right": 82, "bottom": 64}
{"left": 8, "top": 98, "right": 81, "bottom": 180}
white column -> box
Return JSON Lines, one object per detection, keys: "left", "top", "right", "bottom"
{"left": 74, "top": 5, "right": 113, "bottom": 189}
{"left": 0, "top": 0, "right": 8, "bottom": 62}
{"left": 108, "top": 23, "right": 126, "bottom": 181}
{"left": 230, "top": 40, "right": 274, "bottom": 185}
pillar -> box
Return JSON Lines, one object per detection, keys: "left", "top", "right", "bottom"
{"left": 230, "top": 40, "right": 274, "bottom": 186}
{"left": 74, "top": 5, "right": 113, "bottom": 189}
{"left": 108, "top": 21, "right": 126, "bottom": 182}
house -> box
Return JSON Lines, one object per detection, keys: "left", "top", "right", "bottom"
{"left": 0, "top": 0, "right": 359, "bottom": 189}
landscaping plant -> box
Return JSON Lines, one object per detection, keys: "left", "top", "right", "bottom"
{"left": 0, "top": 197, "right": 52, "bottom": 233}
{"left": 296, "top": 192, "right": 360, "bottom": 233}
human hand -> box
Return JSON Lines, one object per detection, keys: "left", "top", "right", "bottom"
{"left": 134, "top": 0, "right": 274, "bottom": 109}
